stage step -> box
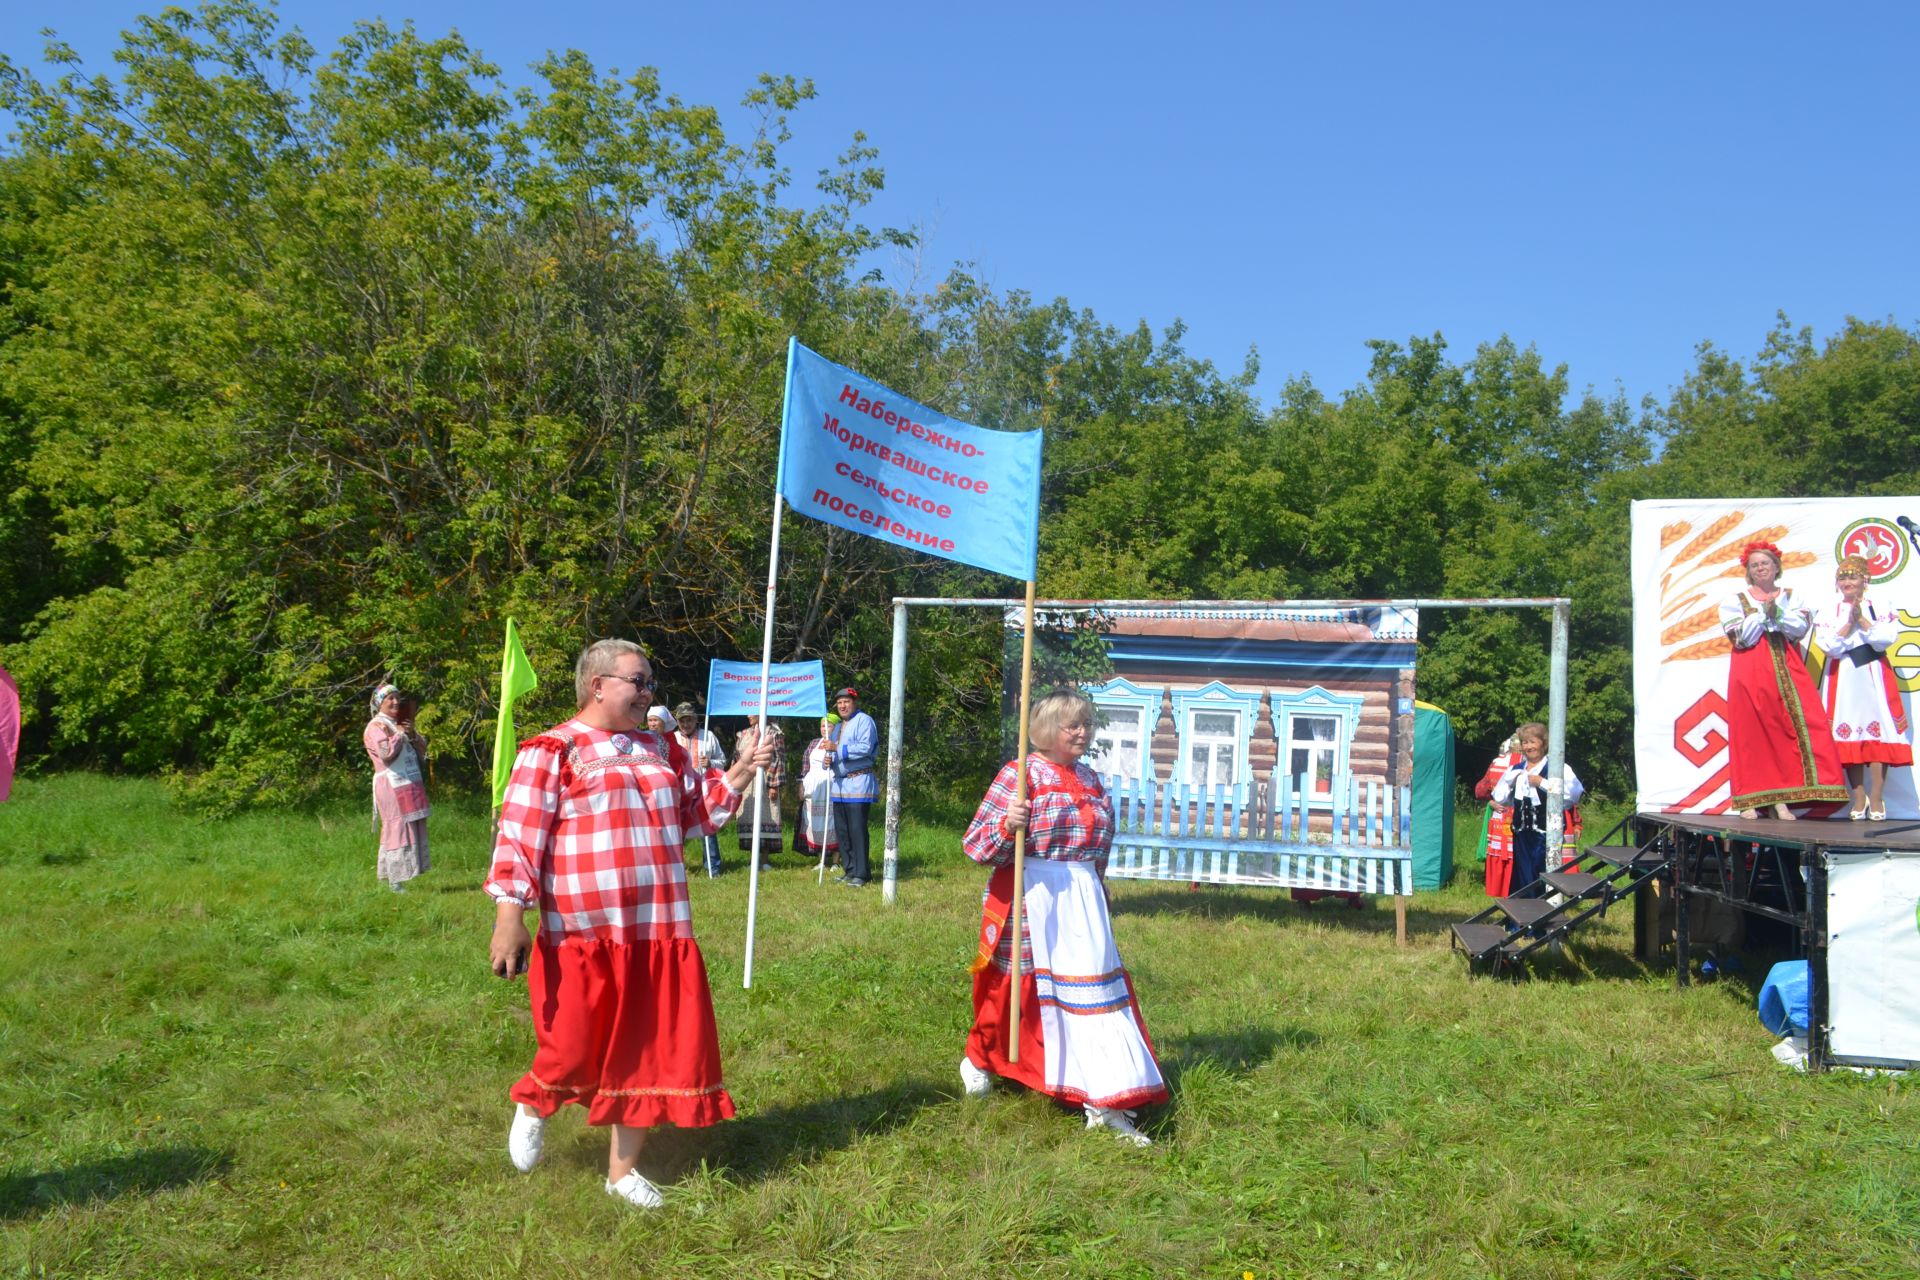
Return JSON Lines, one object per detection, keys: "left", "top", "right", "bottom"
{"left": 1583, "top": 843, "right": 1666, "bottom": 870}
{"left": 1497, "top": 898, "right": 1561, "bottom": 927}
{"left": 1452, "top": 924, "right": 1512, "bottom": 959}
{"left": 1543, "top": 870, "right": 1606, "bottom": 899}
{"left": 1450, "top": 827, "right": 1676, "bottom": 976}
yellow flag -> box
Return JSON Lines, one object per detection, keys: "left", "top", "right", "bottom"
{"left": 491, "top": 619, "right": 539, "bottom": 807}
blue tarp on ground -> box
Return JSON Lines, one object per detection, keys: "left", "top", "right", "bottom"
{"left": 1758, "top": 960, "right": 1811, "bottom": 1037}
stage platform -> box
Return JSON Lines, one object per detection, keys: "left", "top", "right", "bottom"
{"left": 1632, "top": 810, "right": 1920, "bottom": 1072}
{"left": 1652, "top": 811, "right": 1920, "bottom": 852}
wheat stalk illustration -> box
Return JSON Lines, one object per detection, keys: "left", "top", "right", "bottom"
{"left": 1659, "top": 605, "right": 1721, "bottom": 645}
{"left": 1670, "top": 513, "right": 1742, "bottom": 566}
{"left": 1664, "top": 635, "right": 1732, "bottom": 663}
{"left": 1660, "top": 590, "right": 1705, "bottom": 621}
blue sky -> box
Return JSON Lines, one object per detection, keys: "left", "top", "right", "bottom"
{"left": 5, "top": 3, "right": 1918, "bottom": 412}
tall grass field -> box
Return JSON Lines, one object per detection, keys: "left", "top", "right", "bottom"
{"left": 0, "top": 775, "right": 1913, "bottom": 1277}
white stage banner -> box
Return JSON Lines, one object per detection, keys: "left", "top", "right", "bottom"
{"left": 1630, "top": 498, "right": 1920, "bottom": 816}
{"left": 1827, "top": 851, "right": 1920, "bottom": 1066}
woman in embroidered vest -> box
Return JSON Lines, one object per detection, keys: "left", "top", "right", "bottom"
{"left": 1718, "top": 541, "right": 1848, "bottom": 819}
{"left": 485, "top": 638, "right": 773, "bottom": 1209}
{"left": 958, "top": 687, "right": 1168, "bottom": 1146}
{"left": 1491, "top": 722, "right": 1586, "bottom": 897}
{"left": 1816, "top": 555, "right": 1913, "bottom": 820}
{"left": 364, "top": 683, "right": 430, "bottom": 891}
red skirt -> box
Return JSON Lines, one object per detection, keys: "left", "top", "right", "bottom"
{"left": 1725, "top": 638, "right": 1848, "bottom": 811}
{"left": 509, "top": 936, "right": 736, "bottom": 1129}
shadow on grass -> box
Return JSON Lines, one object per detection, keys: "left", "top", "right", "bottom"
{"left": 1110, "top": 884, "right": 1464, "bottom": 939}
{"left": 0, "top": 1146, "right": 232, "bottom": 1220}
{"left": 1162, "top": 1024, "right": 1318, "bottom": 1077}
{"left": 642, "top": 1079, "right": 948, "bottom": 1185}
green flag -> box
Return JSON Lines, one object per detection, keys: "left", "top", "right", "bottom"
{"left": 491, "top": 619, "right": 539, "bottom": 807}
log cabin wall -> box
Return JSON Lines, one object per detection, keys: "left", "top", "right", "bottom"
{"left": 1085, "top": 607, "right": 1419, "bottom": 838}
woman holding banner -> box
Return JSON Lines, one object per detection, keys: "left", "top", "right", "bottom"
{"left": 959, "top": 687, "right": 1167, "bottom": 1146}
{"left": 1718, "top": 540, "right": 1848, "bottom": 818}
{"left": 1816, "top": 555, "right": 1912, "bottom": 820}
{"left": 486, "top": 639, "right": 772, "bottom": 1209}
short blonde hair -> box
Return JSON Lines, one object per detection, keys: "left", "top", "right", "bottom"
{"left": 575, "top": 638, "right": 647, "bottom": 707}
{"left": 1029, "top": 687, "right": 1095, "bottom": 752}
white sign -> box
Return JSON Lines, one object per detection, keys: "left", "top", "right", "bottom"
{"left": 1827, "top": 852, "right": 1920, "bottom": 1065}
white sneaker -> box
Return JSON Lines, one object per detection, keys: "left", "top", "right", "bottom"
{"left": 1084, "top": 1104, "right": 1151, "bottom": 1147}
{"left": 507, "top": 1104, "right": 546, "bottom": 1172}
{"left": 959, "top": 1056, "right": 992, "bottom": 1099}
{"left": 605, "top": 1169, "right": 665, "bottom": 1209}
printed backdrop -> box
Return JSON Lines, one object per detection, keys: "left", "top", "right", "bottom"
{"left": 1630, "top": 497, "right": 1920, "bottom": 816}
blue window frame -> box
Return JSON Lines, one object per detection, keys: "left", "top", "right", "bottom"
{"left": 1170, "top": 681, "right": 1262, "bottom": 803}
{"left": 1270, "top": 685, "right": 1364, "bottom": 807}
{"left": 1084, "top": 677, "right": 1162, "bottom": 783}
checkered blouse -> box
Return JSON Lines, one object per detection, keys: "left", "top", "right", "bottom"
{"left": 962, "top": 755, "right": 1114, "bottom": 869}
{"left": 485, "top": 721, "right": 741, "bottom": 942}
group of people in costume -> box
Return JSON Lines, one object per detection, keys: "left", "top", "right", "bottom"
{"left": 1477, "top": 722, "right": 1586, "bottom": 898}
{"left": 466, "top": 640, "right": 1161, "bottom": 1209}
{"left": 1720, "top": 544, "right": 1912, "bottom": 821}
{"left": 1475, "top": 543, "right": 1914, "bottom": 900}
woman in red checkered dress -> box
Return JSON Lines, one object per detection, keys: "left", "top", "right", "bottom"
{"left": 486, "top": 638, "right": 773, "bottom": 1209}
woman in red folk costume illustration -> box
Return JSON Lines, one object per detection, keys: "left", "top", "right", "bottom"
{"left": 959, "top": 687, "right": 1167, "bottom": 1147}
{"left": 1717, "top": 541, "right": 1848, "bottom": 819}
{"left": 486, "top": 638, "right": 773, "bottom": 1209}
{"left": 1815, "top": 555, "right": 1913, "bottom": 820}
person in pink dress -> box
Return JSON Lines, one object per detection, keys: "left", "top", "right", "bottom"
{"left": 486, "top": 638, "right": 772, "bottom": 1209}
{"left": 959, "top": 687, "right": 1167, "bottom": 1147}
{"left": 1816, "top": 554, "right": 1913, "bottom": 820}
{"left": 0, "top": 663, "right": 19, "bottom": 803}
{"left": 363, "top": 684, "right": 429, "bottom": 890}
{"left": 1717, "top": 540, "right": 1848, "bottom": 819}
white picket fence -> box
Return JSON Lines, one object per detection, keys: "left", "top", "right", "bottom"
{"left": 1099, "top": 769, "right": 1415, "bottom": 897}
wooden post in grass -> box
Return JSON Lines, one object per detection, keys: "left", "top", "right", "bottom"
{"left": 1006, "top": 579, "right": 1038, "bottom": 1063}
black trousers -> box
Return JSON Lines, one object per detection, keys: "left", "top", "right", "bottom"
{"left": 832, "top": 801, "right": 873, "bottom": 882}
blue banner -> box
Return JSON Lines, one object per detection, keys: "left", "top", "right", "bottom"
{"left": 705, "top": 659, "right": 829, "bottom": 718}
{"left": 777, "top": 339, "right": 1042, "bottom": 581}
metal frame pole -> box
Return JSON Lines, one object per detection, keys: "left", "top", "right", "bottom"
{"left": 882, "top": 599, "right": 908, "bottom": 904}
{"left": 1546, "top": 598, "right": 1570, "bottom": 863}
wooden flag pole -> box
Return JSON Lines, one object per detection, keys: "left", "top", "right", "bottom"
{"left": 1006, "top": 578, "right": 1038, "bottom": 1063}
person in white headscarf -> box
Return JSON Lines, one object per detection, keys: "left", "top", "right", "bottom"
{"left": 364, "top": 682, "right": 430, "bottom": 891}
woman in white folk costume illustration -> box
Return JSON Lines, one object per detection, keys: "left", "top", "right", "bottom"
{"left": 1718, "top": 540, "right": 1849, "bottom": 819}
{"left": 959, "top": 687, "right": 1167, "bottom": 1146}
{"left": 1815, "top": 555, "right": 1913, "bottom": 820}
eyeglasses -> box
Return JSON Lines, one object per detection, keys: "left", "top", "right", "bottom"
{"left": 602, "top": 673, "right": 658, "bottom": 695}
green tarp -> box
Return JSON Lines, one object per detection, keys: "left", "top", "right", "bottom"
{"left": 1411, "top": 702, "right": 1456, "bottom": 890}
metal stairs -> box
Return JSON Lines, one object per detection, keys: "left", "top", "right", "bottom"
{"left": 1451, "top": 821, "right": 1673, "bottom": 976}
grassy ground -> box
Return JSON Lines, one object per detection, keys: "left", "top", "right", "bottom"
{"left": 0, "top": 775, "right": 1914, "bottom": 1278}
